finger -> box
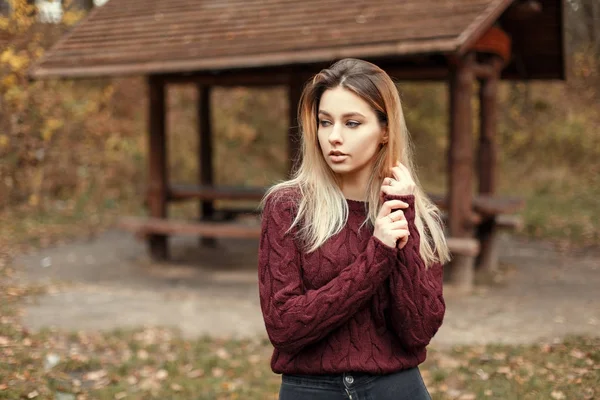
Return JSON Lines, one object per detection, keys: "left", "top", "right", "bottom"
{"left": 383, "top": 199, "right": 409, "bottom": 213}
{"left": 380, "top": 185, "right": 398, "bottom": 196}
{"left": 379, "top": 186, "right": 410, "bottom": 203}
{"left": 392, "top": 228, "right": 410, "bottom": 239}
{"left": 388, "top": 220, "right": 408, "bottom": 230}
{"left": 388, "top": 210, "right": 407, "bottom": 222}
{"left": 380, "top": 186, "right": 390, "bottom": 197}
{"left": 397, "top": 235, "right": 409, "bottom": 249}
{"left": 382, "top": 177, "right": 396, "bottom": 186}
{"left": 377, "top": 200, "right": 409, "bottom": 218}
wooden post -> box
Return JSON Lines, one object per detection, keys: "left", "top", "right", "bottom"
{"left": 288, "top": 75, "right": 304, "bottom": 176}
{"left": 446, "top": 53, "right": 475, "bottom": 292}
{"left": 147, "top": 75, "right": 168, "bottom": 260}
{"left": 198, "top": 85, "right": 216, "bottom": 247}
{"left": 476, "top": 56, "right": 504, "bottom": 276}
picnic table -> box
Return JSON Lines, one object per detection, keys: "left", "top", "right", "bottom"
{"left": 119, "top": 184, "right": 525, "bottom": 288}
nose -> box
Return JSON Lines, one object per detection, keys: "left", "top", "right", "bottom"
{"left": 328, "top": 123, "right": 343, "bottom": 146}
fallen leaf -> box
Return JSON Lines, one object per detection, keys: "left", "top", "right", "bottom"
{"left": 155, "top": 369, "right": 168, "bottom": 380}
{"left": 540, "top": 343, "right": 553, "bottom": 353}
{"left": 551, "top": 391, "right": 566, "bottom": 400}
{"left": 137, "top": 349, "right": 149, "bottom": 360}
{"left": 84, "top": 370, "right": 107, "bottom": 381}
{"left": 248, "top": 354, "right": 260, "bottom": 364}
{"left": 187, "top": 369, "right": 204, "bottom": 378}
{"left": 497, "top": 366, "right": 511, "bottom": 374}
{"left": 171, "top": 383, "right": 183, "bottom": 392}
{"left": 476, "top": 369, "right": 489, "bottom": 380}
{"left": 216, "top": 348, "right": 231, "bottom": 360}
{"left": 569, "top": 349, "right": 586, "bottom": 359}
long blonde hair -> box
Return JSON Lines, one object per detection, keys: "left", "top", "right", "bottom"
{"left": 262, "top": 58, "right": 450, "bottom": 266}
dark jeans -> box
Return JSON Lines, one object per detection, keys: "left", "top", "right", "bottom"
{"left": 279, "top": 368, "right": 432, "bottom": 400}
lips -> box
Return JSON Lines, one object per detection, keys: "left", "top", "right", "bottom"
{"left": 328, "top": 150, "right": 348, "bottom": 163}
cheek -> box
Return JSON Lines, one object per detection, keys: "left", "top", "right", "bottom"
{"left": 351, "top": 128, "right": 382, "bottom": 155}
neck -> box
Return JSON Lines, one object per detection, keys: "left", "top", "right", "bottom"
{"left": 338, "top": 163, "right": 373, "bottom": 201}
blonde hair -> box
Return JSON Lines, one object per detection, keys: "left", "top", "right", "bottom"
{"left": 262, "top": 58, "right": 450, "bottom": 267}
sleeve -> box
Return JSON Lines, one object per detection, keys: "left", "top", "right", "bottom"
{"left": 384, "top": 194, "right": 446, "bottom": 349}
{"left": 258, "top": 193, "right": 398, "bottom": 353}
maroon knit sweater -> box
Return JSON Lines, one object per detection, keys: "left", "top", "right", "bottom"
{"left": 258, "top": 188, "right": 445, "bottom": 375}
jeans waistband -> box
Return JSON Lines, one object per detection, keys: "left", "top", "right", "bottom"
{"left": 282, "top": 371, "right": 379, "bottom": 389}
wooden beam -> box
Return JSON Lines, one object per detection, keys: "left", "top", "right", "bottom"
{"left": 288, "top": 75, "right": 304, "bottom": 176}
{"left": 473, "top": 63, "right": 496, "bottom": 79}
{"left": 381, "top": 66, "right": 448, "bottom": 81}
{"left": 118, "top": 217, "right": 482, "bottom": 260}
{"left": 164, "top": 71, "right": 291, "bottom": 86}
{"left": 119, "top": 217, "right": 261, "bottom": 239}
{"left": 197, "top": 85, "right": 216, "bottom": 246}
{"left": 504, "top": 0, "right": 543, "bottom": 21}
{"left": 476, "top": 55, "right": 504, "bottom": 274}
{"left": 478, "top": 57, "right": 503, "bottom": 195}
{"left": 446, "top": 237, "right": 480, "bottom": 257}
{"left": 448, "top": 53, "right": 475, "bottom": 237}
{"left": 147, "top": 75, "right": 168, "bottom": 260}
{"left": 446, "top": 52, "right": 476, "bottom": 291}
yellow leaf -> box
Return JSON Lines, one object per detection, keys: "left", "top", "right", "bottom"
{"left": 1, "top": 74, "right": 17, "bottom": 88}
{"left": 0, "top": 135, "right": 8, "bottom": 148}
{"left": 28, "top": 194, "right": 39, "bottom": 206}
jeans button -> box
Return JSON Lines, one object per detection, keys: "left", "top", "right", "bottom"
{"left": 345, "top": 375, "right": 354, "bottom": 385}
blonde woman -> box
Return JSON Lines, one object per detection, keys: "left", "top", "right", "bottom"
{"left": 258, "top": 58, "right": 450, "bottom": 400}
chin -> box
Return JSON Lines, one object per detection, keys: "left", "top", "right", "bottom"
{"left": 327, "top": 162, "right": 354, "bottom": 175}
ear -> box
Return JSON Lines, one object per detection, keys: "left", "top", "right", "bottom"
{"left": 380, "top": 127, "right": 389, "bottom": 145}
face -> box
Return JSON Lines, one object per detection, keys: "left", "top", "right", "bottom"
{"left": 317, "top": 86, "right": 386, "bottom": 179}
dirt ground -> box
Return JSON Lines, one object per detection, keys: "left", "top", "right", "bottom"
{"left": 12, "top": 230, "right": 600, "bottom": 347}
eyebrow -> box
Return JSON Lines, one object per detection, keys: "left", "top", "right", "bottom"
{"left": 318, "top": 110, "right": 366, "bottom": 119}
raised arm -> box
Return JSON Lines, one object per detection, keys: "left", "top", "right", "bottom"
{"left": 385, "top": 194, "right": 446, "bottom": 349}
{"left": 258, "top": 193, "right": 397, "bottom": 353}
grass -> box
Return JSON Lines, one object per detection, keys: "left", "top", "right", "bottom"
{"left": 0, "top": 280, "right": 598, "bottom": 400}
{"left": 0, "top": 255, "right": 598, "bottom": 399}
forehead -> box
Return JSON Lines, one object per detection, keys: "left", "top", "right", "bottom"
{"left": 318, "top": 86, "right": 374, "bottom": 117}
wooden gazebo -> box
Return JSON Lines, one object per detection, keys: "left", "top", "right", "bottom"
{"left": 30, "top": 0, "right": 565, "bottom": 291}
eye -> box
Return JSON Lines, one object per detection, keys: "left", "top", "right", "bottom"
{"left": 319, "top": 119, "right": 332, "bottom": 127}
{"left": 346, "top": 120, "right": 361, "bottom": 128}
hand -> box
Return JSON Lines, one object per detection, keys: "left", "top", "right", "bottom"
{"left": 380, "top": 161, "right": 416, "bottom": 198}
{"left": 373, "top": 199, "right": 410, "bottom": 249}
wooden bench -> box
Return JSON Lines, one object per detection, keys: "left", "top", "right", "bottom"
{"left": 119, "top": 215, "right": 480, "bottom": 288}
{"left": 127, "top": 184, "right": 523, "bottom": 291}
{"left": 118, "top": 216, "right": 261, "bottom": 240}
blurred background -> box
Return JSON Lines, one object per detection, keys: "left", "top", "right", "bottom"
{"left": 0, "top": 1, "right": 598, "bottom": 399}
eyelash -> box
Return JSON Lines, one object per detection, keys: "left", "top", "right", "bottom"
{"left": 318, "top": 120, "right": 361, "bottom": 128}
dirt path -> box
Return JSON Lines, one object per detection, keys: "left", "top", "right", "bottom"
{"left": 12, "top": 230, "right": 600, "bottom": 347}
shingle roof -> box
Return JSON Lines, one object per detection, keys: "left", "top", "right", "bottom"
{"left": 30, "top": 0, "right": 515, "bottom": 78}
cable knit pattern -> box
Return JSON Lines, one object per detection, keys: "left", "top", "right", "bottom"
{"left": 258, "top": 188, "right": 445, "bottom": 375}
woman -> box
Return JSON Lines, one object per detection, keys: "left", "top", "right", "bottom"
{"left": 258, "top": 58, "right": 450, "bottom": 400}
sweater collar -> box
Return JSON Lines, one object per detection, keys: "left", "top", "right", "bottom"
{"left": 345, "top": 198, "right": 368, "bottom": 213}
